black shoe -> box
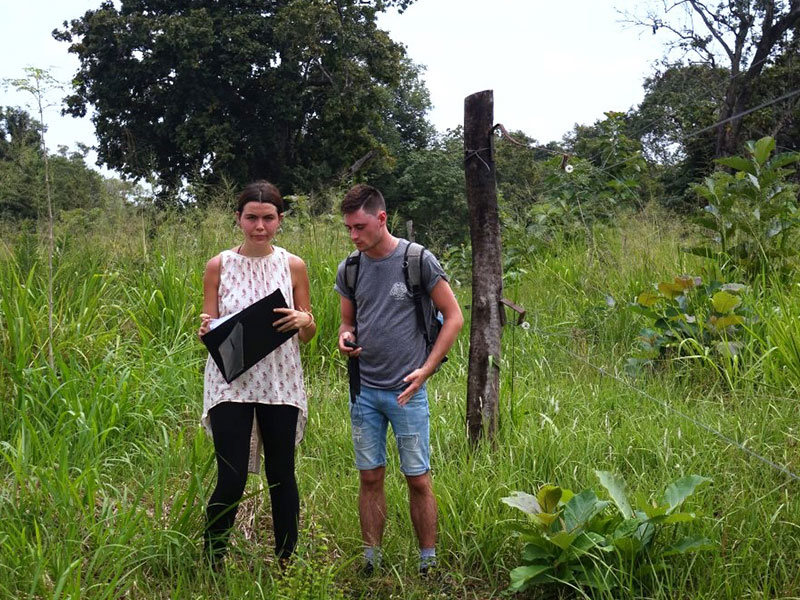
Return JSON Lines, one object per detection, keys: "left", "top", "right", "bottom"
{"left": 203, "top": 536, "right": 226, "bottom": 572}
{"left": 419, "top": 560, "right": 437, "bottom": 577}
{"left": 360, "top": 561, "right": 376, "bottom": 577}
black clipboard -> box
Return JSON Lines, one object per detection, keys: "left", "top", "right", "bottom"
{"left": 201, "top": 289, "right": 298, "bottom": 383}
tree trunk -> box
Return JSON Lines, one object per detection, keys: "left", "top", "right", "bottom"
{"left": 464, "top": 90, "right": 503, "bottom": 446}
{"left": 714, "top": 1, "right": 800, "bottom": 157}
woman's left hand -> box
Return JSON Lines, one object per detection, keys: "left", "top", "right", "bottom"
{"left": 273, "top": 307, "right": 313, "bottom": 333}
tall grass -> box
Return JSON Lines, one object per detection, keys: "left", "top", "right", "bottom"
{"left": 0, "top": 204, "right": 799, "bottom": 598}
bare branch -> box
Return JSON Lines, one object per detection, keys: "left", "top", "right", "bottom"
{"left": 687, "top": 0, "right": 736, "bottom": 62}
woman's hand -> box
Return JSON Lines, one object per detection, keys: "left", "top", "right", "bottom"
{"left": 273, "top": 307, "right": 314, "bottom": 333}
{"left": 198, "top": 313, "right": 213, "bottom": 338}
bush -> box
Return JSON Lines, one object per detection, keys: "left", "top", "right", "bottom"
{"left": 627, "top": 275, "right": 750, "bottom": 376}
{"left": 688, "top": 136, "right": 800, "bottom": 282}
{"left": 502, "top": 471, "right": 713, "bottom": 594}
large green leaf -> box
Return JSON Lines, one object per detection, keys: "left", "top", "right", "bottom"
{"left": 502, "top": 491, "right": 541, "bottom": 515}
{"left": 753, "top": 136, "right": 776, "bottom": 166}
{"left": 564, "top": 490, "right": 609, "bottom": 532}
{"left": 767, "top": 151, "right": 800, "bottom": 171}
{"left": 612, "top": 533, "right": 643, "bottom": 558}
{"left": 715, "top": 156, "right": 756, "bottom": 174}
{"left": 662, "top": 475, "right": 711, "bottom": 514}
{"left": 636, "top": 291, "right": 661, "bottom": 307}
{"left": 711, "top": 314, "right": 744, "bottom": 330}
{"left": 522, "top": 542, "right": 555, "bottom": 562}
{"left": 662, "top": 511, "right": 697, "bottom": 524}
{"left": 509, "top": 563, "right": 553, "bottom": 591}
{"left": 548, "top": 530, "right": 579, "bottom": 550}
{"left": 532, "top": 512, "right": 560, "bottom": 528}
{"left": 711, "top": 290, "right": 741, "bottom": 313}
{"left": 694, "top": 215, "right": 720, "bottom": 230}
{"left": 629, "top": 304, "right": 658, "bottom": 319}
{"left": 589, "top": 514, "right": 622, "bottom": 536}
{"left": 658, "top": 281, "right": 686, "bottom": 299}
{"left": 503, "top": 521, "right": 539, "bottom": 537}
{"left": 595, "top": 471, "right": 633, "bottom": 519}
{"left": 537, "top": 485, "right": 562, "bottom": 513}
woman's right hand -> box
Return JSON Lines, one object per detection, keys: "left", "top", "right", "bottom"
{"left": 198, "top": 313, "right": 213, "bottom": 338}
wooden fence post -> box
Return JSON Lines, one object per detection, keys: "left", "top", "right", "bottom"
{"left": 464, "top": 90, "right": 503, "bottom": 445}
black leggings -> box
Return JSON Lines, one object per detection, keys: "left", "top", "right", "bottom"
{"left": 205, "top": 402, "right": 300, "bottom": 560}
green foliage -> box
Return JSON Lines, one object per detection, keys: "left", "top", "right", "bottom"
{"left": 502, "top": 472, "right": 713, "bottom": 593}
{"left": 54, "top": 0, "right": 431, "bottom": 196}
{"left": 2, "top": 202, "right": 800, "bottom": 598}
{"left": 632, "top": 0, "right": 800, "bottom": 160}
{"left": 632, "top": 63, "right": 726, "bottom": 211}
{"left": 0, "top": 107, "right": 117, "bottom": 218}
{"left": 499, "top": 112, "right": 655, "bottom": 261}
{"left": 627, "top": 275, "right": 750, "bottom": 374}
{"left": 381, "top": 128, "right": 467, "bottom": 247}
{"left": 688, "top": 136, "right": 800, "bottom": 281}
{"left": 562, "top": 111, "right": 652, "bottom": 211}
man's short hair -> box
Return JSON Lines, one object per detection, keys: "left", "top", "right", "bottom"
{"left": 341, "top": 184, "right": 386, "bottom": 215}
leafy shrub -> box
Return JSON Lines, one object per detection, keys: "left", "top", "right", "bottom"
{"left": 688, "top": 136, "right": 800, "bottom": 281}
{"left": 626, "top": 275, "right": 750, "bottom": 374}
{"left": 502, "top": 471, "right": 713, "bottom": 593}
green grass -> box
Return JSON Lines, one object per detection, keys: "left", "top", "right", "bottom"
{"left": 1, "top": 204, "right": 799, "bottom": 598}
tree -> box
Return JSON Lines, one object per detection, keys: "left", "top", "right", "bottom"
{"left": 631, "top": 63, "right": 728, "bottom": 208}
{"left": 746, "top": 36, "right": 800, "bottom": 154}
{"left": 54, "top": 0, "right": 430, "bottom": 196}
{"left": 376, "top": 128, "right": 466, "bottom": 247}
{"left": 628, "top": 0, "right": 800, "bottom": 158}
{"left": 0, "top": 107, "right": 44, "bottom": 218}
{"left": 561, "top": 111, "right": 652, "bottom": 212}
{"left": 0, "top": 107, "right": 109, "bottom": 219}
{"left": 4, "top": 68, "right": 62, "bottom": 369}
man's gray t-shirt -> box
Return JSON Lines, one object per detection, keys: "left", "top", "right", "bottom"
{"left": 334, "top": 239, "right": 447, "bottom": 389}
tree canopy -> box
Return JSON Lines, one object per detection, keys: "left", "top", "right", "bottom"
{"left": 54, "top": 0, "right": 430, "bottom": 196}
{"left": 627, "top": 0, "right": 800, "bottom": 158}
{"left": 0, "top": 107, "right": 111, "bottom": 219}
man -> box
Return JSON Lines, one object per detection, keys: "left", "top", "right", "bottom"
{"left": 335, "top": 184, "right": 463, "bottom": 575}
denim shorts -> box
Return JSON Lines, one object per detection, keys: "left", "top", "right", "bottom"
{"left": 349, "top": 384, "right": 430, "bottom": 476}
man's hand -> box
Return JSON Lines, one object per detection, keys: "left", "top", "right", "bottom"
{"left": 398, "top": 366, "right": 432, "bottom": 405}
{"left": 338, "top": 331, "right": 362, "bottom": 357}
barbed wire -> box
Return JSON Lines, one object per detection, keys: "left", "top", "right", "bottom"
{"left": 519, "top": 322, "right": 800, "bottom": 483}
{"left": 489, "top": 81, "right": 800, "bottom": 213}
{"left": 684, "top": 87, "right": 800, "bottom": 141}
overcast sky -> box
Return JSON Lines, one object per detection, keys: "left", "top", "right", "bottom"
{"left": 1, "top": 0, "right": 667, "bottom": 175}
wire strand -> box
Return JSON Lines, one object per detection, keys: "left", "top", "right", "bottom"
{"left": 530, "top": 325, "right": 800, "bottom": 483}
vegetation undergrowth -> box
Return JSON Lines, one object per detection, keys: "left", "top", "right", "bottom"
{"left": 1, "top": 202, "right": 799, "bottom": 599}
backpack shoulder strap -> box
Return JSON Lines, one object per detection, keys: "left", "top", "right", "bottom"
{"left": 344, "top": 249, "right": 361, "bottom": 296}
{"left": 402, "top": 242, "right": 431, "bottom": 345}
{"left": 403, "top": 242, "right": 425, "bottom": 291}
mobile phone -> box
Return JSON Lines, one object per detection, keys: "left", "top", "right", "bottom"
{"left": 344, "top": 339, "right": 360, "bottom": 349}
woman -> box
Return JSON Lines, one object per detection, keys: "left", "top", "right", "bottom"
{"left": 198, "top": 180, "right": 316, "bottom": 568}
